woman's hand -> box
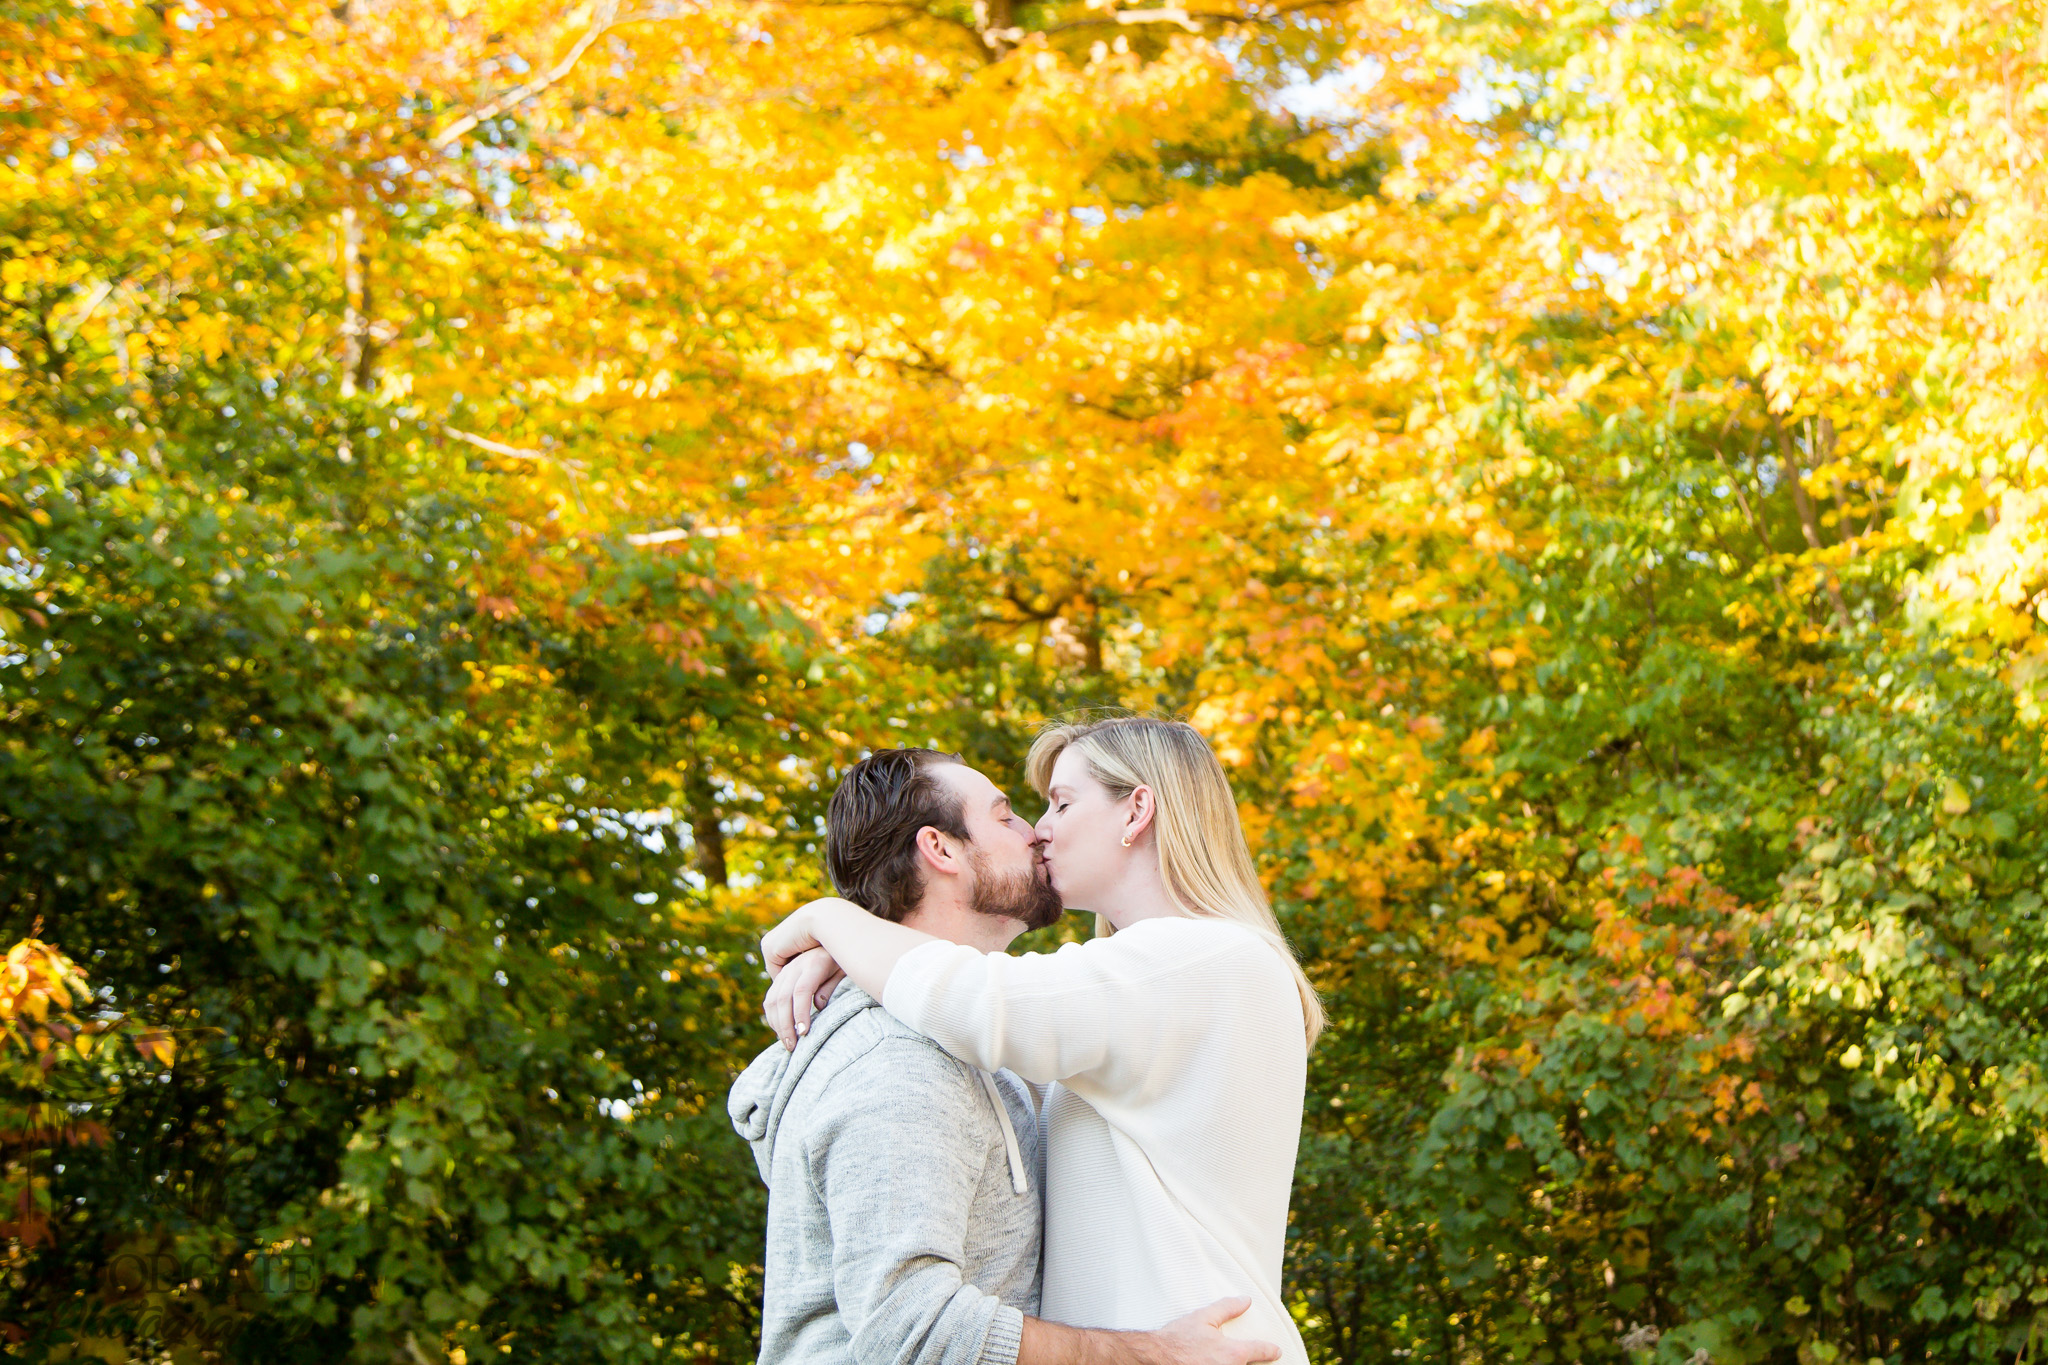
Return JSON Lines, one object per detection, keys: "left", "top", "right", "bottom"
{"left": 761, "top": 896, "right": 866, "bottom": 977}
{"left": 763, "top": 947, "right": 846, "bottom": 1049}
{"left": 758, "top": 895, "right": 936, "bottom": 1024}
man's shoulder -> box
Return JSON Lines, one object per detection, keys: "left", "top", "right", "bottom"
{"left": 814, "top": 1006, "right": 973, "bottom": 1087}
{"left": 797, "top": 1008, "right": 988, "bottom": 1132}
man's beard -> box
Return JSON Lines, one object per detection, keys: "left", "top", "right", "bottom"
{"left": 967, "top": 846, "right": 1065, "bottom": 930}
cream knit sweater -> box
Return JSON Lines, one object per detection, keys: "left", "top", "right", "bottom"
{"left": 883, "top": 916, "right": 1309, "bottom": 1365}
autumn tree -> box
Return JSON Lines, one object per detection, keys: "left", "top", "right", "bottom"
{"left": 7, "top": 0, "right": 2048, "bottom": 1360}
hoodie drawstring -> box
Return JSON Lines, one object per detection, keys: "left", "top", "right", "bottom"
{"left": 975, "top": 1070, "right": 1029, "bottom": 1196}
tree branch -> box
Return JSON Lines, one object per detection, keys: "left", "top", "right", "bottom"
{"left": 432, "top": 0, "right": 623, "bottom": 150}
{"left": 1771, "top": 415, "right": 1852, "bottom": 631}
{"left": 626, "top": 455, "right": 1045, "bottom": 546}
{"left": 1039, "top": 0, "right": 1350, "bottom": 34}
{"left": 775, "top": 0, "right": 992, "bottom": 58}
{"left": 444, "top": 426, "right": 565, "bottom": 463}
{"left": 625, "top": 524, "right": 741, "bottom": 546}
{"left": 1049, "top": 4, "right": 1200, "bottom": 31}
{"left": 443, "top": 425, "right": 590, "bottom": 513}
{"left": 1710, "top": 435, "right": 1771, "bottom": 553}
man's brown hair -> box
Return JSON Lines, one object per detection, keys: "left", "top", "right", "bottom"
{"left": 825, "top": 748, "right": 970, "bottom": 922}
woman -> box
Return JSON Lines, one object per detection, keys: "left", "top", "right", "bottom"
{"left": 759, "top": 715, "right": 1322, "bottom": 1365}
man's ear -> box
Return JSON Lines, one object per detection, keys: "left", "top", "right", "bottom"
{"left": 915, "top": 825, "right": 968, "bottom": 876}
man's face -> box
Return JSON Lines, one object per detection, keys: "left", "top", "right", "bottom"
{"left": 932, "top": 763, "right": 1064, "bottom": 931}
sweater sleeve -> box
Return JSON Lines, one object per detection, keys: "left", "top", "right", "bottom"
{"left": 881, "top": 921, "right": 1250, "bottom": 1086}
{"left": 809, "top": 1038, "right": 1024, "bottom": 1365}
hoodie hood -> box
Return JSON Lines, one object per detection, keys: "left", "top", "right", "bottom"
{"left": 728, "top": 983, "right": 882, "bottom": 1185}
{"left": 727, "top": 980, "right": 1033, "bottom": 1199}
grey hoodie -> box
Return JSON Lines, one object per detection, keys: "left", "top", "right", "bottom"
{"left": 729, "top": 984, "right": 1044, "bottom": 1365}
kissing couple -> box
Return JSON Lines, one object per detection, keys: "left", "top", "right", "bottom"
{"left": 731, "top": 714, "right": 1323, "bottom": 1365}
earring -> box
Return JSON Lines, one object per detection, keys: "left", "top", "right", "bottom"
{"left": 1120, "top": 833, "right": 1133, "bottom": 848}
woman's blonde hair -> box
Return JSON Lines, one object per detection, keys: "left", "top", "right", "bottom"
{"left": 1025, "top": 713, "right": 1325, "bottom": 1046}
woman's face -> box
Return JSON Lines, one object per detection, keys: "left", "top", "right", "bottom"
{"left": 1033, "top": 747, "right": 1136, "bottom": 912}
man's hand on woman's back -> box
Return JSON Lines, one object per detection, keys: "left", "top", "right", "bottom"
{"left": 1017, "top": 1297, "right": 1281, "bottom": 1365}
{"left": 1145, "top": 1299, "right": 1283, "bottom": 1365}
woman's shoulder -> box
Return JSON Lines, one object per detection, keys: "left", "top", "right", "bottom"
{"left": 1036, "top": 916, "right": 1290, "bottom": 987}
{"left": 1117, "top": 917, "right": 1306, "bottom": 1040}
{"left": 1118, "top": 914, "right": 1265, "bottom": 948}
{"left": 1112, "top": 916, "right": 1291, "bottom": 978}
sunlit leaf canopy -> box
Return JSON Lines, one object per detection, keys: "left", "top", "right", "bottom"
{"left": 5, "top": 0, "right": 2048, "bottom": 1359}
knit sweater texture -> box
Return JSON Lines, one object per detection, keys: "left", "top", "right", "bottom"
{"left": 729, "top": 984, "right": 1043, "bottom": 1365}
{"left": 882, "top": 917, "right": 1310, "bottom": 1365}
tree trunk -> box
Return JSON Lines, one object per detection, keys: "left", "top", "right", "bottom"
{"left": 1774, "top": 416, "right": 1852, "bottom": 630}
{"left": 685, "top": 761, "right": 729, "bottom": 888}
{"left": 338, "top": 206, "right": 374, "bottom": 398}
{"left": 975, "top": 0, "right": 1016, "bottom": 58}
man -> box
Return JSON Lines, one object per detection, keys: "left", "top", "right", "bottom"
{"left": 729, "top": 748, "right": 1276, "bottom": 1365}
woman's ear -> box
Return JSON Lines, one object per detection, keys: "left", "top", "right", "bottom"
{"left": 1123, "top": 786, "right": 1156, "bottom": 847}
